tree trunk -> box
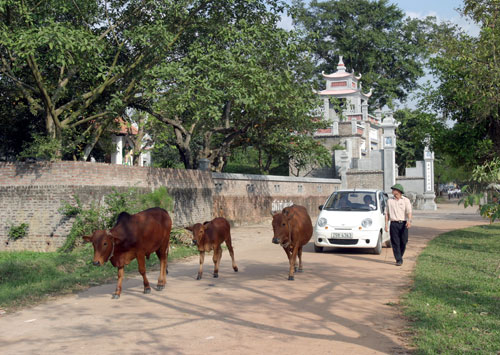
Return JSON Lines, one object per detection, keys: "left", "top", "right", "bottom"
{"left": 173, "top": 126, "right": 194, "bottom": 169}
{"left": 81, "top": 122, "right": 109, "bottom": 161}
{"left": 263, "top": 153, "right": 273, "bottom": 174}
{"left": 177, "top": 144, "right": 193, "bottom": 169}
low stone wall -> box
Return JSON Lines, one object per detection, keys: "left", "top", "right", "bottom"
{"left": 396, "top": 177, "right": 425, "bottom": 196}
{"left": 0, "top": 162, "right": 341, "bottom": 252}
{"left": 213, "top": 173, "right": 341, "bottom": 226}
{"left": 346, "top": 170, "right": 384, "bottom": 190}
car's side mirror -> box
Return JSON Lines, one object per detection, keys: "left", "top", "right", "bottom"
{"left": 318, "top": 205, "right": 323, "bottom": 211}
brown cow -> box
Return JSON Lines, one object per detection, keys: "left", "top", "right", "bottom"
{"left": 271, "top": 204, "right": 313, "bottom": 280}
{"left": 186, "top": 217, "right": 238, "bottom": 280}
{"left": 83, "top": 207, "right": 172, "bottom": 299}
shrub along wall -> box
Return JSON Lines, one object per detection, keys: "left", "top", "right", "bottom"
{"left": 0, "top": 162, "right": 340, "bottom": 252}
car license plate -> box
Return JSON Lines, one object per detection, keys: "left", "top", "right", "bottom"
{"left": 331, "top": 232, "right": 353, "bottom": 239}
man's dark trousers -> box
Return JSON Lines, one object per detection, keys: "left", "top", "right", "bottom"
{"left": 390, "top": 221, "right": 408, "bottom": 263}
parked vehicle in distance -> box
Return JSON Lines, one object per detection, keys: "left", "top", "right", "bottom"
{"left": 313, "top": 189, "right": 390, "bottom": 254}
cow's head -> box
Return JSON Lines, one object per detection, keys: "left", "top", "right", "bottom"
{"left": 185, "top": 223, "right": 205, "bottom": 247}
{"left": 271, "top": 212, "right": 290, "bottom": 248}
{"left": 82, "top": 230, "right": 116, "bottom": 266}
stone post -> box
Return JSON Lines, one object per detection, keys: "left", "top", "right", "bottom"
{"left": 333, "top": 120, "right": 339, "bottom": 136}
{"left": 339, "top": 150, "right": 350, "bottom": 189}
{"left": 381, "top": 111, "right": 396, "bottom": 193}
{"left": 422, "top": 145, "right": 437, "bottom": 210}
{"left": 362, "top": 100, "right": 370, "bottom": 157}
{"left": 375, "top": 108, "right": 383, "bottom": 150}
{"left": 362, "top": 101, "right": 369, "bottom": 121}
{"left": 111, "top": 135, "right": 123, "bottom": 165}
{"left": 198, "top": 158, "right": 210, "bottom": 171}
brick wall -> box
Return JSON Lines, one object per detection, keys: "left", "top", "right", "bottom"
{"left": 0, "top": 161, "right": 213, "bottom": 188}
{"left": 0, "top": 162, "right": 341, "bottom": 252}
{"left": 0, "top": 162, "right": 213, "bottom": 251}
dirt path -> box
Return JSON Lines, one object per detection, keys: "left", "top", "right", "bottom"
{"left": 0, "top": 202, "right": 486, "bottom": 354}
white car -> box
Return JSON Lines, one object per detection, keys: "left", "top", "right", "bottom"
{"left": 313, "top": 189, "right": 390, "bottom": 254}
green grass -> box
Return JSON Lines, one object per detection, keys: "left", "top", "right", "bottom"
{"left": 0, "top": 243, "right": 198, "bottom": 311}
{"left": 402, "top": 224, "right": 500, "bottom": 354}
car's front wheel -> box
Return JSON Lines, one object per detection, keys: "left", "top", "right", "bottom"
{"left": 372, "top": 233, "right": 382, "bottom": 255}
{"left": 314, "top": 244, "right": 323, "bottom": 253}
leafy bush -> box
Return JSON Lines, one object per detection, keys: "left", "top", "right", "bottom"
{"left": 461, "top": 158, "right": 500, "bottom": 223}
{"left": 170, "top": 228, "right": 193, "bottom": 246}
{"left": 58, "top": 199, "right": 108, "bottom": 253}
{"left": 140, "top": 186, "right": 173, "bottom": 211}
{"left": 17, "top": 133, "right": 62, "bottom": 161}
{"left": 8, "top": 223, "right": 29, "bottom": 241}
{"left": 59, "top": 187, "right": 175, "bottom": 252}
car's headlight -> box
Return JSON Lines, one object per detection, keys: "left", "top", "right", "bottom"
{"left": 317, "top": 217, "right": 327, "bottom": 227}
{"left": 361, "top": 218, "right": 372, "bottom": 228}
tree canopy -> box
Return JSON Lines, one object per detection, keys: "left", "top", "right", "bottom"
{"left": 291, "top": 0, "right": 430, "bottom": 108}
{"left": 0, "top": 0, "right": 329, "bottom": 172}
{"left": 427, "top": 0, "right": 500, "bottom": 166}
{"left": 0, "top": 0, "right": 239, "bottom": 159}
{"left": 132, "top": 2, "right": 328, "bottom": 172}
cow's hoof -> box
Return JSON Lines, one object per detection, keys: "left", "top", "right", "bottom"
{"left": 112, "top": 294, "right": 120, "bottom": 299}
{"left": 156, "top": 285, "right": 165, "bottom": 291}
{"left": 196, "top": 275, "right": 202, "bottom": 280}
{"left": 144, "top": 288, "right": 151, "bottom": 294}
{"left": 288, "top": 276, "right": 295, "bottom": 281}
{"left": 233, "top": 267, "right": 238, "bottom": 272}
{"left": 166, "top": 268, "right": 169, "bottom": 275}
{"left": 297, "top": 268, "right": 303, "bottom": 273}
{"left": 213, "top": 273, "right": 219, "bottom": 278}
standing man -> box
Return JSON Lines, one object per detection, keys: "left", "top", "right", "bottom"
{"left": 385, "top": 184, "right": 412, "bottom": 266}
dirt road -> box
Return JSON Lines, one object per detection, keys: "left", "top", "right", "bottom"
{"left": 0, "top": 202, "right": 486, "bottom": 354}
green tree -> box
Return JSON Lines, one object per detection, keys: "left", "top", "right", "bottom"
{"left": 291, "top": 0, "right": 429, "bottom": 108}
{"left": 428, "top": 0, "right": 500, "bottom": 161}
{"left": 135, "top": 2, "right": 324, "bottom": 172}
{"left": 0, "top": 79, "right": 42, "bottom": 159}
{"left": 394, "top": 108, "right": 446, "bottom": 175}
{"left": 0, "top": 0, "right": 219, "bottom": 159}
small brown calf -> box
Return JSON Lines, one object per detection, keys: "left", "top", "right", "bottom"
{"left": 186, "top": 217, "right": 238, "bottom": 280}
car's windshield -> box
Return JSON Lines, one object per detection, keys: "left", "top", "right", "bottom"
{"left": 323, "top": 191, "right": 377, "bottom": 211}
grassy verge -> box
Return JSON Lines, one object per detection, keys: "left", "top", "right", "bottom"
{"left": 0, "top": 243, "right": 198, "bottom": 312}
{"left": 402, "top": 224, "right": 500, "bottom": 354}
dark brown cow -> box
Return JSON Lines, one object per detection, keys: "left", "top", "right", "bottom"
{"left": 186, "top": 217, "right": 238, "bottom": 280}
{"left": 83, "top": 207, "right": 172, "bottom": 299}
{"left": 271, "top": 204, "right": 313, "bottom": 280}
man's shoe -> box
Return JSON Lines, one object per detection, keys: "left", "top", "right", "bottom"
{"left": 396, "top": 260, "right": 403, "bottom": 266}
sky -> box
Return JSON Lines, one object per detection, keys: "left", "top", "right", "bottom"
{"left": 391, "top": 0, "right": 478, "bottom": 35}
{"left": 280, "top": 0, "right": 479, "bottom": 35}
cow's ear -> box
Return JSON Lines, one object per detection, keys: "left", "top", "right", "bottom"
{"left": 185, "top": 226, "right": 193, "bottom": 232}
{"left": 82, "top": 235, "right": 93, "bottom": 243}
